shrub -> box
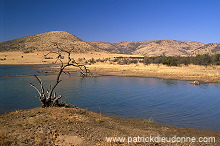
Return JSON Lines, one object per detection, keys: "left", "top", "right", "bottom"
{"left": 88, "top": 58, "right": 96, "bottom": 64}
{"left": 129, "top": 59, "right": 138, "bottom": 64}
{"left": 117, "top": 59, "right": 130, "bottom": 65}
{"left": 44, "top": 57, "right": 53, "bottom": 59}
{"left": 143, "top": 56, "right": 151, "bottom": 65}
{"left": 212, "top": 54, "right": 220, "bottom": 65}
{"left": 179, "top": 57, "right": 191, "bottom": 66}
{"left": 23, "top": 50, "right": 32, "bottom": 53}
{"left": 162, "top": 56, "right": 178, "bottom": 66}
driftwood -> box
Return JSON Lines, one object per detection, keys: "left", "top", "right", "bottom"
{"left": 30, "top": 44, "right": 92, "bottom": 107}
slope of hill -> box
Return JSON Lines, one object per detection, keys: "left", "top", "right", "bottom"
{"left": 192, "top": 43, "right": 220, "bottom": 55}
{"left": 90, "top": 40, "right": 205, "bottom": 56}
{"left": 132, "top": 40, "right": 204, "bottom": 56}
{"left": 0, "top": 31, "right": 104, "bottom": 53}
{"left": 90, "top": 41, "right": 143, "bottom": 54}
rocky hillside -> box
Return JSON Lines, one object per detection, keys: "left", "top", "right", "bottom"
{"left": 192, "top": 43, "right": 220, "bottom": 55}
{"left": 89, "top": 42, "right": 122, "bottom": 54}
{"left": 0, "top": 31, "right": 104, "bottom": 53}
{"left": 1, "top": 31, "right": 219, "bottom": 56}
{"left": 132, "top": 40, "right": 204, "bottom": 56}
{"left": 90, "top": 41, "right": 144, "bottom": 54}
{"left": 90, "top": 40, "right": 205, "bottom": 56}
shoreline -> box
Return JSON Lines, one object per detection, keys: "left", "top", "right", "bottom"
{"left": 1, "top": 62, "right": 220, "bottom": 84}
{"left": 96, "top": 72, "right": 217, "bottom": 84}
{"left": 70, "top": 63, "right": 220, "bottom": 84}
{"left": 1, "top": 107, "right": 220, "bottom": 145}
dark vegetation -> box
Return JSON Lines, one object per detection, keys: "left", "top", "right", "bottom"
{"left": 91, "top": 54, "right": 220, "bottom": 66}
{"left": 146, "top": 54, "right": 220, "bottom": 66}
{"left": 77, "top": 54, "right": 220, "bottom": 66}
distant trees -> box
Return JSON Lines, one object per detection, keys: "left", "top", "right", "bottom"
{"left": 146, "top": 54, "right": 220, "bottom": 66}
{"left": 212, "top": 54, "right": 220, "bottom": 65}
{"left": 93, "top": 54, "right": 220, "bottom": 67}
{"left": 143, "top": 56, "right": 150, "bottom": 65}
{"left": 192, "top": 54, "right": 211, "bottom": 66}
{"left": 144, "top": 54, "right": 220, "bottom": 66}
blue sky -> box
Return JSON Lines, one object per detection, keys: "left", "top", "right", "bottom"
{"left": 1, "top": 0, "right": 220, "bottom": 44}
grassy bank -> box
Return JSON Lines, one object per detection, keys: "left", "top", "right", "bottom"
{"left": 2, "top": 51, "right": 220, "bottom": 83}
{"left": 59, "top": 63, "right": 220, "bottom": 84}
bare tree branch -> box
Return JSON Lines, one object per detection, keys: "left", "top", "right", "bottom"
{"left": 30, "top": 83, "right": 41, "bottom": 96}
{"left": 31, "top": 43, "right": 92, "bottom": 107}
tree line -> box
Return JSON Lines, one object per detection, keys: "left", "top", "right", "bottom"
{"left": 89, "top": 54, "right": 220, "bottom": 66}
{"left": 142, "top": 54, "right": 220, "bottom": 66}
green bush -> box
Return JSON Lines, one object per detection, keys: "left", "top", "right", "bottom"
{"left": 162, "top": 56, "right": 178, "bottom": 66}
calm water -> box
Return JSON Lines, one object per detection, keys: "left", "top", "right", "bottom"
{"left": 0, "top": 65, "right": 220, "bottom": 130}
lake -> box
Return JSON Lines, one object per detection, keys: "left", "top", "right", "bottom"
{"left": 0, "top": 65, "right": 220, "bottom": 130}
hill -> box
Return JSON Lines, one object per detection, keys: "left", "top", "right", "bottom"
{"left": 0, "top": 31, "right": 104, "bottom": 53}
{"left": 192, "top": 43, "right": 220, "bottom": 55}
{"left": 90, "top": 40, "right": 205, "bottom": 56}
{"left": 1, "top": 31, "right": 219, "bottom": 56}
{"left": 132, "top": 40, "right": 204, "bottom": 56}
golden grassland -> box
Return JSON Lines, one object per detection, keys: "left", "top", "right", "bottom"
{"left": 87, "top": 63, "right": 220, "bottom": 83}
{"left": 1, "top": 51, "right": 220, "bottom": 83}
{"left": 0, "top": 51, "right": 135, "bottom": 64}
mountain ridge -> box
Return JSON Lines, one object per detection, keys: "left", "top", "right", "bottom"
{"left": 1, "top": 31, "right": 219, "bottom": 56}
{"left": 90, "top": 40, "right": 220, "bottom": 56}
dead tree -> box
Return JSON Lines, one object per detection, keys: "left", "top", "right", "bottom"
{"left": 30, "top": 44, "right": 92, "bottom": 107}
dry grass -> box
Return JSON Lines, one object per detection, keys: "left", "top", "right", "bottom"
{"left": 86, "top": 63, "right": 220, "bottom": 83}
{"left": 0, "top": 51, "right": 135, "bottom": 65}
{"left": 1, "top": 51, "right": 220, "bottom": 83}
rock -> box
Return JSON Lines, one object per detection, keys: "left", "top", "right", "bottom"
{"left": 190, "top": 80, "right": 200, "bottom": 85}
